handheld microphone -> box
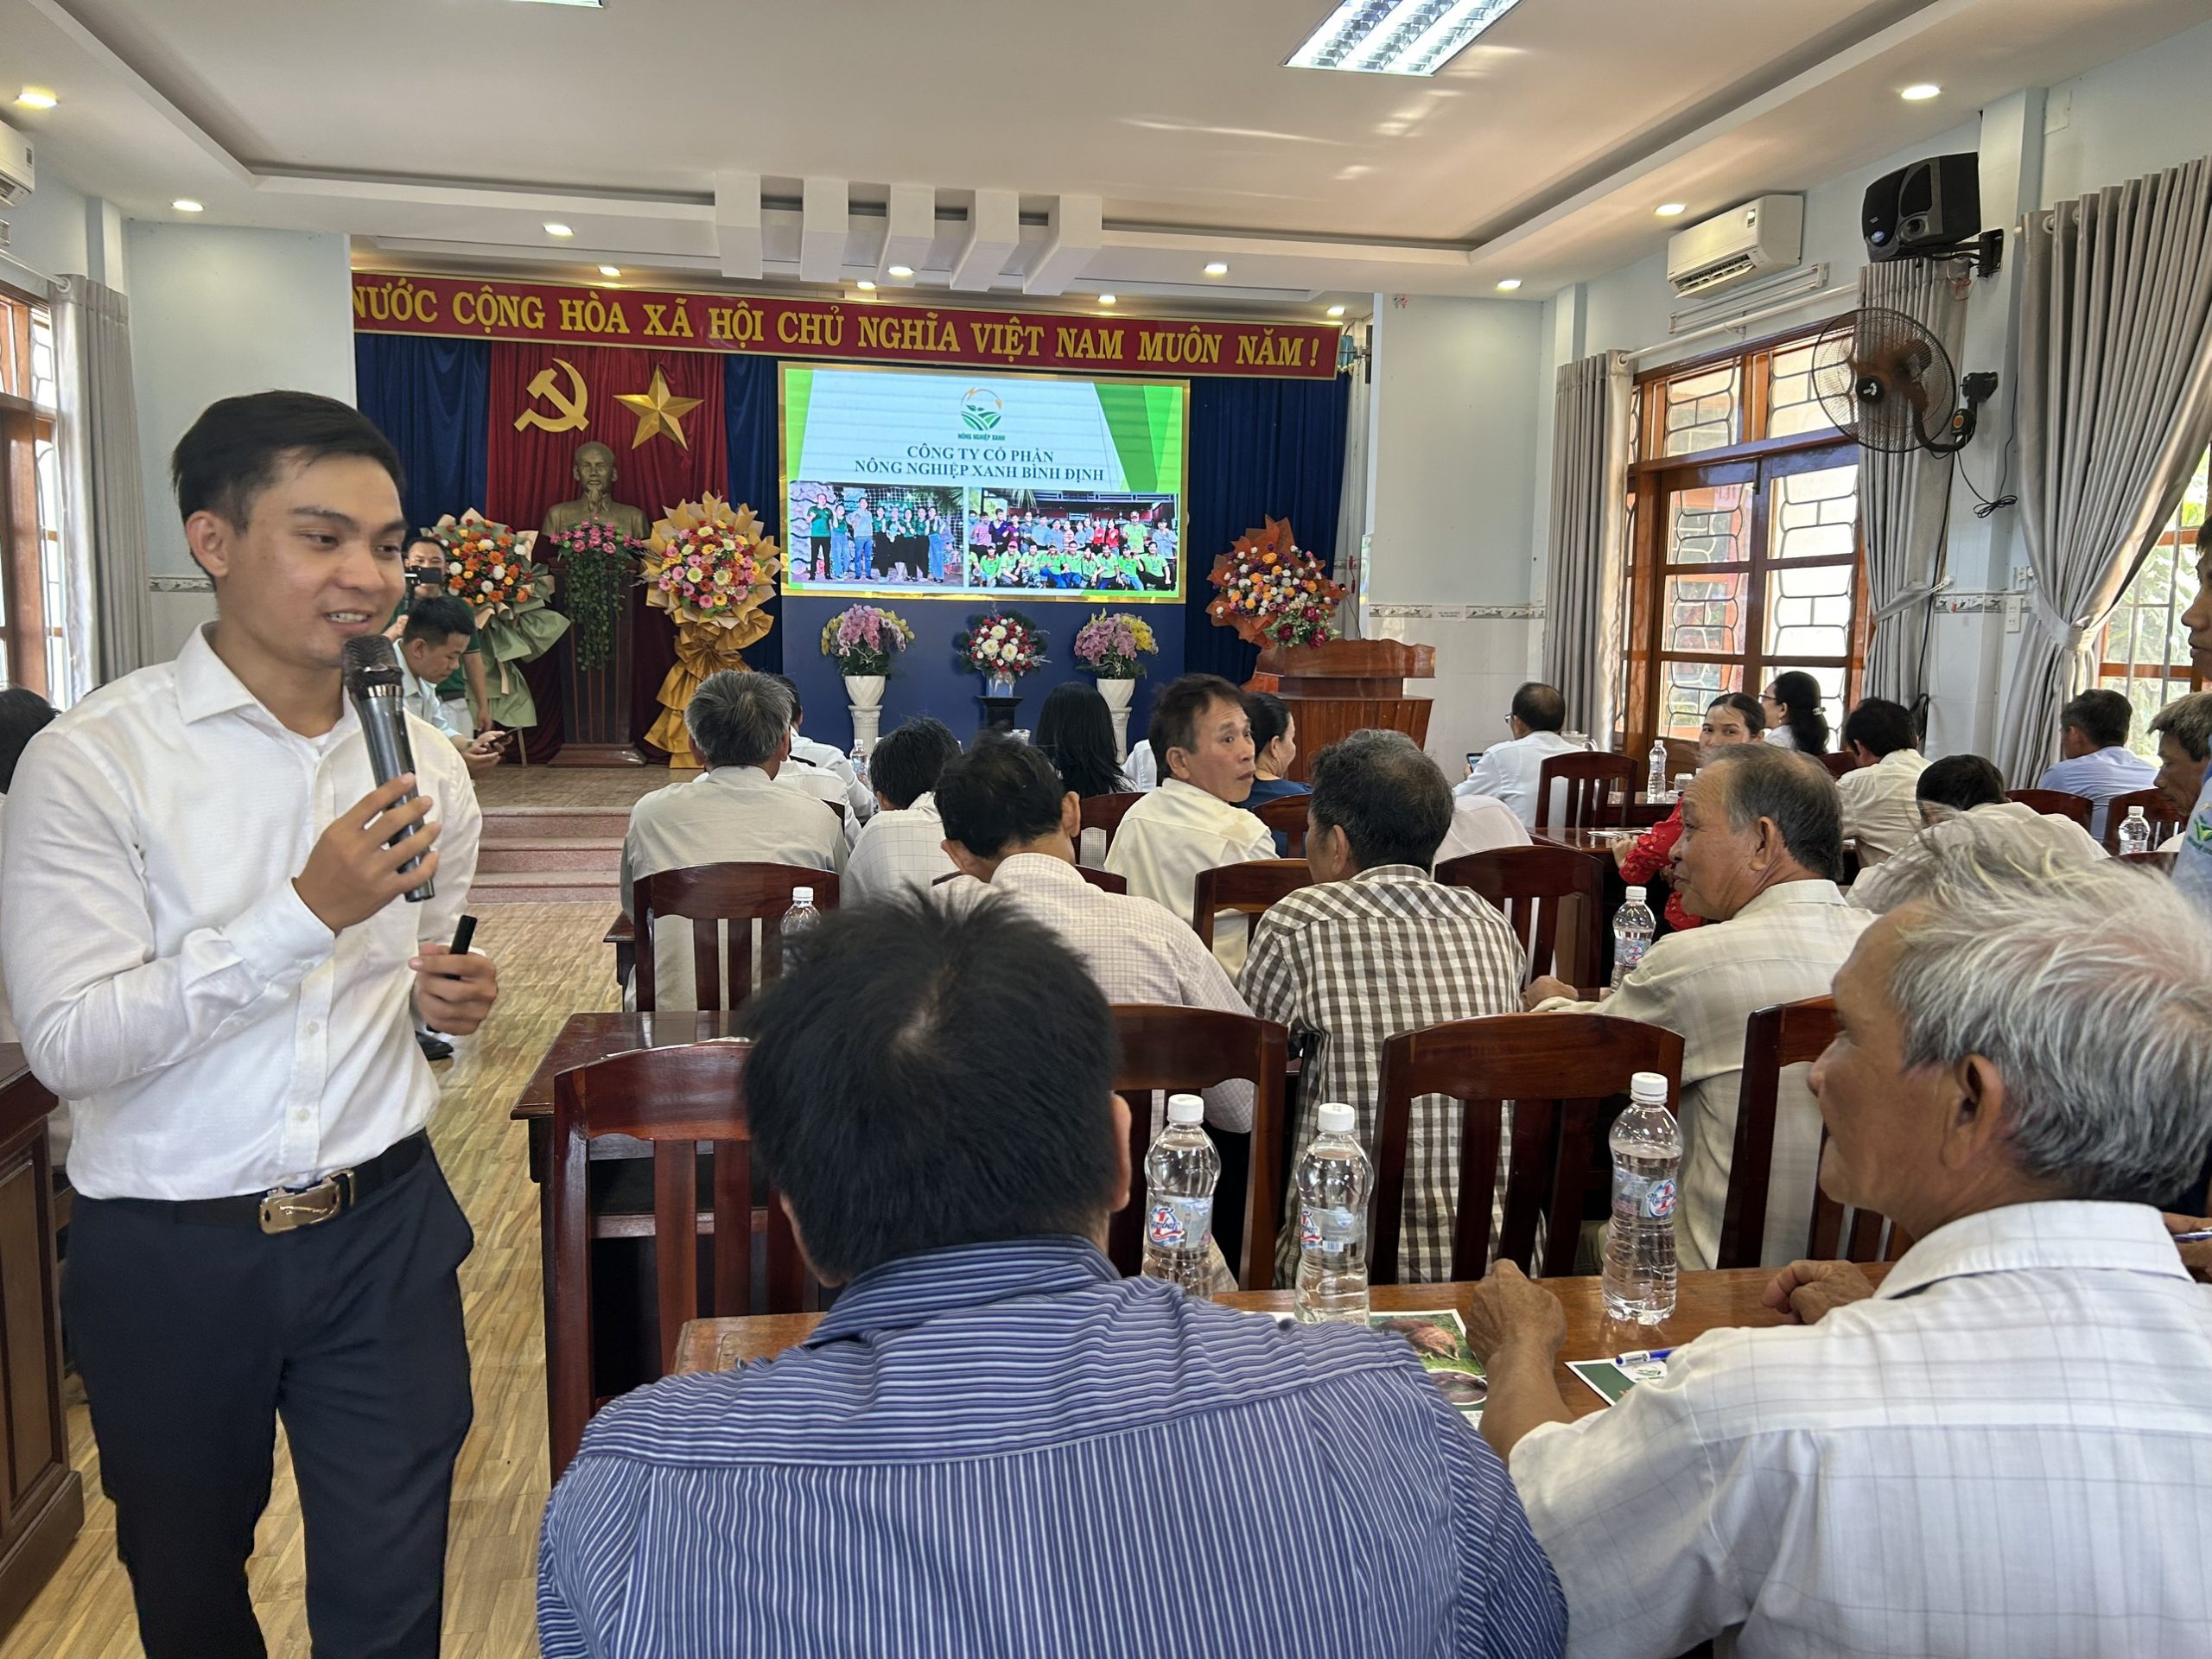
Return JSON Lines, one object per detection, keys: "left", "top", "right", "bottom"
{"left": 341, "top": 634, "right": 435, "bottom": 904}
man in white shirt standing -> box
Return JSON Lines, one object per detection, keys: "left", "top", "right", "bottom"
{"left": 844, "top": 716, "right": 960, "bottom": 902}
{"left": 1456, "top": 682, "right": 1582, "bottom": 830}
{"left": 1, "top": 391, "right": 499, "bottom": 1657}
{"left": 396, "top": 594, "right": 504, "bottom": 779}
{"left": 1103, "top": 674, "right": 1276, "bottom": 973}
{"left": 1834, "top": 695, "right": 1928, "bottom": 865}
{"left": 1465, "top": 835, "right": 2212, "bottom": 1659}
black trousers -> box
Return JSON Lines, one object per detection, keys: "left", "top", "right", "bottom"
{"left": 66, "top": 1149, "right": 475, "bottom": 1659}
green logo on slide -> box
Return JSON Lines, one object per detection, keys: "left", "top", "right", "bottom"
{"left": 960, "top": 388, "right": 1003, "bottom": 435}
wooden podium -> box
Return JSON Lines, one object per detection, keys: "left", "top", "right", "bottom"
{"left": 1247, "top": 639, "right": 1434, "bottom": 784}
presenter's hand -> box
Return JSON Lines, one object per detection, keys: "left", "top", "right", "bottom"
{"left": 411, "top": 944, "right": 498, "bottom": 1036}
{"left": 294, "top": 775, "right": 442, "bottom": 932}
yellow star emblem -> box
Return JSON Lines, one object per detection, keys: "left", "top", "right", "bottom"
{"left": 615, "top": 366, "right": 703, "bottom": 450}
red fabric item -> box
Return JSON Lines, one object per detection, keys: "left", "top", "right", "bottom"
{"left": 1618, "top": 804, "right": 1701, "bottom": 932}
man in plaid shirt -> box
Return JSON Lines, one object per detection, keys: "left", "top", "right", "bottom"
{"left": 1243, "top": 731, "right": 1526, "bottom": 1284}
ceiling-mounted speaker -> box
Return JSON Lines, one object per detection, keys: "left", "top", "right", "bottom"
{"left": 1863, "top": 153, "right": 1980, "bottom": 262}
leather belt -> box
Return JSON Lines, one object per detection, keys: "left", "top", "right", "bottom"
{"left": 99, "top": 1134, "right": 429, "bottom": 1234}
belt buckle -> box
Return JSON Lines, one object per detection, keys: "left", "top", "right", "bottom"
{"left": 257, "top": 1172, "right": 352, "bottom": 1234}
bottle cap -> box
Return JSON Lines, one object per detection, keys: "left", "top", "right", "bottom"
{"left": 2128, "top": 805, "right": 2145, "bottom": 817}
{"left": 1624, "top": 886, "right": 1646, "bottom": 903}
{"left": 1317, "top": 1101, "right": 1356, "bottom": 1135}
{"left": 1630, "top": 1071, "right": 1669, "bottom": 1104}
{"left": 1166, "top": 1093, "right": 1205, "bottom": 1125}
{"left": 791, "top": 886, "right": 814, "bottom": 906}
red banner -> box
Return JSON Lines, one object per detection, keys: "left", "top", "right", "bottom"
{"left": 353, "top": 273, "right": 1340, "bottom": 380}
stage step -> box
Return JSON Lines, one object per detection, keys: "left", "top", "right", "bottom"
{"left": 476, "top": 836, "right": 622, "bottom": 874}
{"left": 480, "top": 804, "right": 633, "bottom": 842}
{"left": 466, "top": 868, "right": 620, "bottom": 906}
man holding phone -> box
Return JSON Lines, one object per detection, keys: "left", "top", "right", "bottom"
{"left": 1, "top": 391, "right": 497, "bottom": 1657}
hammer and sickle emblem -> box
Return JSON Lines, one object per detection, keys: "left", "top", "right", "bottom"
{"left": 513, "top": 358, "right": 588, "bottom": 434}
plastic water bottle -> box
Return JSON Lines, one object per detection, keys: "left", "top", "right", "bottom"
{"left": 1611, "top": 886, "right": 1656, "bottom": 991}
{"left": 1671, "top": 772, "right": 1693, "bottom": 804}
{"left": 1647, "top": 740, "right": 1668, "bottom": 800}
{"left": 848, "top": 740, "right": 868, "bottom": 791}
{"left": 1141, "top": 1094, "right": 1220, "bottom": 1299}
{"left": 1603, "top": 1071, "right": 1682, "bottom": 1324}
{"left": 2118, "top": 805, "right": 2152, "bottom": 856}
{"left": 1295, "top": 1102, "right": 1373, "bottom": 1324}
{"left": 780, "top": 886, "right": 820, "bottom": 971}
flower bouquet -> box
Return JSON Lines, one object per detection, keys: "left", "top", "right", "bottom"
{"left": 819, "top": 604, "right": 917, "bottom": 677}
{"left": 1205, "top": 516, "right": 1347, "bottom": 651}
{"left": 640, "top": 495, "right": 784, "bottom": 765}
{"left": 1072, "top": 612, "right": 1159, "bottom": 680}
{"left": 954, "top": 610, "right": 1048, "bottom": 692}
{"left": 542, "top": 517, "right": 642, "bottom": 672}
{"left": 424, "top": 511, "right": 569, "bottom": 728}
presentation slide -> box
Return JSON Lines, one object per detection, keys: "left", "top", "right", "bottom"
{"left": 782, "top": 364, "right": 1186, "bottom": 602}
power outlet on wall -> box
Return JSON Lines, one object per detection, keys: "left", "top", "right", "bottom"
{"left": 2004, "top": 592, "right": 2024, "bottom": 633}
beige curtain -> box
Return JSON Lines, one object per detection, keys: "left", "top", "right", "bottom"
{"left": 1858, "top": 261, "right": 1969, "bottom": 708}
{"left": 51, "top": 276, "right": 150, "bottom": 687}
{"left": 1332, "top": 326, "right": 1370, "bottom": 638}
{"left": 1996, "top": 156, "right": 2212, "bottom": 782}
{"left": 1541, "top": 352, "right": 1631, "bottom": 739}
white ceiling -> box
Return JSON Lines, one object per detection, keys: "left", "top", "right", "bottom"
{"left": 3, "top": 0, "right": 2208, "bottom": 311}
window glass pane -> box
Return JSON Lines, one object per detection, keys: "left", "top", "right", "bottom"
{"left": 1769, "top": 463, "right": 1858, "bottom": 562}
{"left": 29, "top": 311, "right": 56, "bottom": 414}
{"left": 1658, "top": 660, "right": 1738, "bottom": 739}
{"left": 35, "top": 429, "right": 71, "bottom": 701}
{"left": 1765, "top": 341, "right": 1835, "bottom": 438}
{"left": 2098, "top": 448, "right": 2208, "bottom": 753}
{"left": 1764, "top": 562, "right": 1854, "bottom": 660}
{"left": 1664, "top": 571, "right": 1745, "bottom": 656}
{"left": 1667, "top": 482, "right": 1750, "bottom": 566}
{"left": 1661, "top": 364, "right": 1741, "bottom": 457}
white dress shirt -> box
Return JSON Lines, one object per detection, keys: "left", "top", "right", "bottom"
{"left": 1762, "top": 725, "right": 1799, "bottom": 752}
{"left": 0, "top": 626, "right": 480, "bottom": 1201}
{"left": 1537, "top": 880, "right": 1872, "bottom": 1270}
{"left": 1510, "top": 1201, "right": 2212, "bottom": 1659}
{"left": 844, "top": 791, "right": 958, "bottom": 903}
{"left": 623, "top": 766, "right": 845, "bottom": 1009}
{"left": 1458, "top": 730, "right": 1584, "bottom": 830}
{"left": 1433, "top": 791, "right": 1532, "bottom": 865}
{"left": 400, "top": 658, "right": 461, "bottom": 740}
{"left": 1123, "top": 741, "right": 1159, "bottom": 791}
{"left": 1835, "top": 747, "right": 1928, "bottom": 866}
{"left": 774, "top": 760, "right": 860, "bottom": 849}
{"left": 790, "top": 730, "right": 873, "bottom": 822}
{"left": 1103, "top": 779, "right": 1278, "bottom": 975}
{"left": 2037, "top": 744, "right": 2157, "bottom": 842}
{"left": 1853, "top": 800, "right": 2107, "bottom": 912}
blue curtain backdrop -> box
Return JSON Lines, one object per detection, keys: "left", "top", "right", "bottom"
{"left": 723, "top": 353, "right": 784, "bottom": 675}
{"left": 354, "top": 334, "right": 490, "bottom": 533}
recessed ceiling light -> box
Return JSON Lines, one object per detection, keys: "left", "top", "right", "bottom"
{"left": 1656, "top": 202, "right": 1688, "bottom": 218}
{"left": 1204, "top": 261, "right": 1230, "bottom": 276}
{"left": 1326, "top": 305, "right": 1347, "bottom": 318}
{"left": 543, "top": 222, "right": 574, "bottom": 238}
{"left": 1097, "top": 294, "right": 1117, "bottom": 307}
{"left": 172, "top": 199, "right": 205, "bottom": 213}
{"left": 15, "top": 88, "right": 57, "bottom": 111}
{"left": 856, "top": 279, "right": 877, "bottom": 291}
{"left": 1496, "top": 278, "right": 1522, "bottom": 291}
{"left": 1901, "top": 83, "right": 1942, "bottom": 101}
{"left": 887, "top": 264, "right": 914, "bottom": 278}
{"left": 598, "top": 264, "right": 620, "bottom": 277}
{"left": 1287, "top": 0, "right": 1525, "bottom": 77}
{"left": 512, "top": 0, "right": 603, "bottom": 7}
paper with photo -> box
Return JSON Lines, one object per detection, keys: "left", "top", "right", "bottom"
{"left": 1370, "top": 1310, "right": 1488, "bottom": 1427}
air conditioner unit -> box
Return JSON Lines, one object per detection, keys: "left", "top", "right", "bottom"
{"left": 1667, "top": 194, "right": 1803, "bottom": 298}
{"left": 0, "top": 120, "right": 33, "bottom": 207}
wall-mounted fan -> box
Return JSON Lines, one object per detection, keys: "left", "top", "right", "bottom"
{"left": 1810, "top": 308, "right": 1998, "bottom": 455}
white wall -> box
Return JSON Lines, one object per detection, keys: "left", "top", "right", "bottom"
{"left": 2042, "top": 16, "right": 2212, "bottom": 208}
{"left": 2, "top": 171, "right": 89, "bottom": 288}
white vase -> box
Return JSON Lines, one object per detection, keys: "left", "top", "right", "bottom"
{"left": 843, "top": 673, "right": 886, "bottom": 709}
{"left": 1094, "top": 674, "right": 1135, "bottom": 757}
{"left": 985, "top": 674, "right": 1017, "bottom": 698}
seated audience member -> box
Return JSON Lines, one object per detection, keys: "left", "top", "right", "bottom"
{"left": 1466, "top": 840, "right": 2212, "bottom": 1659}
{"left": 1104, "top": 674, "right": 1276, "bottom": 972}
{"left": 2152, "top": 691, "right": 2212, "bottom": 840}
{"left": 537, "top": 899, "right": 1567, "bottom": 1657}
{"left": 1758, "top": 670, "right": 1829, "bottom": 754}
{"left": 1035, "top": 680, "right": 1129, "bottom": 800}
{"left": 1458, "top": 681, "right": 1582, "bottom": 830}
{"left": 2038, "top": 688, "right": 2156, "bottom": 841}
{"left": 844, "top": 717, "right": 961, "bottom": 903}
{"left": 1834, "top": 696, "right": 1927, "bottom": 865}
{"left": 397, "top": 596, "right": 504, "bottom": 778}
{"left": 1243, "top": 731, "right": 1526, "bottom": 1283}
{"left": 1616, "top": 693, "right": 1764, "bottom": 932}
{"left": 386, "top": 531, "right": 491, "bottom": 737}
{"left": 1433, "top": 787, "right": 1532, "bottom": 866}
{"left": 937, "top": 735, "right": 1254, "bottom": 1135}
{"left": 768, "top": 672, "right": 872, "bottom": 824}
{"left": 2176, "top": 521, "right": 2212, "bottom": 905}
{"left": 622, "top": 671, "right": 843, "bottom": 1008}
{"left": 1526, "top": 746, "right": 1870, "bottom": 1270}
{"left": 1241, "top": 692, "right": 1308, "bottom": 853}
{"left": 1123, "top": 723, "right": 1160, "bottom": 791}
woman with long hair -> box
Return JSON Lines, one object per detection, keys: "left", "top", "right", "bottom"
{"left": 1760, "top": 671, "right": 1830, "bottom": 755}
{"left": 1035, "top": 681, "right": 1128, "bottom": 800}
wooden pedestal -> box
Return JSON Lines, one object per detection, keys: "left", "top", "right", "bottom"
{"left": 1247, "top": 639, "right": 1436, "bottom": 783}
{"left": 550, "top": 563, "right": 645, "bottom": 767}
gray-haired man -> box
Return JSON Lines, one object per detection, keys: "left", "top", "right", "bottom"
{"left": 1465, "top": 828, "right": 2212, "bottom": 1658}
{"left": 621, "top": 671, "right": 844, "bottom": 1009}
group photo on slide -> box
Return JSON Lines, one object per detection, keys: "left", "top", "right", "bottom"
{"left": 965, "top": 492, "right": 1178, "bottom": 593}
{"left": 789, "top": 483, "right": 963, "bottom": 586}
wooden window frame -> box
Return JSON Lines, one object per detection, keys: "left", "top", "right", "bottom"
{"left": 0, "top": 287, "right": 53, "bottom": 696}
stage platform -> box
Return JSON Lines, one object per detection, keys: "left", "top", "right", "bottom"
{"left": 469, "top": 764, "right": 671, "bottom": 905}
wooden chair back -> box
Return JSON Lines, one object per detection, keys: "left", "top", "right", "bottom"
{"left": 632, "top": 864, "right": 841, "bottom": 1014}
{"left": 1192, "top": 859, "right": 1313, "bottom": 948}
{"left": 1434, "top": 845, "right": 1605, "bottom": 986}
{"left": 1372, "top": 1014, "right": 1685, "bottom": 1282}
{"left": 2121, "top": 849, "right": 2177, "bottom": 873}
{"left": 2006, "top": 788, "right": 2093, "bottom": 830}
{"left": 1253, "top": 796, "right": 1310, "bottom": 856}
{"left": 1078, "top": 791, "right": 1145, "bottom": 855}
{"left": 1535, "top": 751, "right": 1637, "bottom": 830}
{"left": 1106, "top": 1006, "right": 1290, "bottom": 1291}
{"left": 2103, "top": 786, "right": 2182, "bottom": 854}
{"left": 1818, "top": 752, "right": 1856, "bottom": 780}
{"left": 548, "top": 1041, "right": 802, "bottom": 1477}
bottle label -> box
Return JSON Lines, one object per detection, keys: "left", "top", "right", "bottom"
{"left": 1147, "top": 1196, "right": 1212, "bottom": 1251}
{"left": 1617, "top": 936, "right": 1649, "bottom": 972}
{"left": 1299, "top": 1203, "right": 1359, "bottom": 1256}
{"left": 1611, "top": 1168, "right": 1678, "bottom": 1222}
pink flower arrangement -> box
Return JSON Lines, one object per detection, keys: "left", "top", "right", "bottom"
{"left": 652, "top": 520, "right": 766, "bottom": 618}
{"left": 820, "top": 604, "right": 916, "bottom": 677}
{"left": 1072, "top": 612, "right": 1160, "bottom": 679}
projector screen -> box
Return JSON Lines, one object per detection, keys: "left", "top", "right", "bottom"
{"left": 782, "top": 363, "right": 1187, "bottom": 603}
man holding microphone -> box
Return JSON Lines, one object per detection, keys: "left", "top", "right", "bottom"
{"left": 2, "top": 391, "right": 497, "bottom": 1656}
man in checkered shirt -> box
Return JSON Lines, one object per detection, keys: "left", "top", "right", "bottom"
{"left": 1243, "top": 730, "right": 1525, "bottom": 1285}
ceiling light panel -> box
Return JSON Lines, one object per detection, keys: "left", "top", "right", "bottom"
{"left": 1287, "top": 0, "right": 1524, "bottom": 78}
{"left": 512, "top": 0, "right": 603, "bottom": 8}
{"left": 16, "top": 88, "right": 58, "bottom": 110}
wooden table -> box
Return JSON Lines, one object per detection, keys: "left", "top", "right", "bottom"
{"left": 510, "top": 1009, "right": 742, "bottom": 1174}
{"left": 673, "top": 1263, "right": 1892, "bottom": 1418}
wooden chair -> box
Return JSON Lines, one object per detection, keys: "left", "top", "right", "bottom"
{"left": 1253, "top": 796, "right": 1310, "bottom": 857}
{"left": 632, "top": 864, "right": 841, "bottom": 1013}
{"left": 931, "top": 866, "right": 1127, "bottom": 894}
{"left": 1435, "top": 845, "right": 1605, "bottom": 987}
{"left": 1818, "top": 752, "right": 1856, "bottom": 780}
{"left": 1192, "top": 859, "right": 1313, "bottom": 949}
{"left": 1077, "top": 791, "right": 1145, "bottom": 855}
{"left": 2122, "top": 849, "right": 2178, "bottom": 873}
{"left": 2103, "top": 786, "right": 2182, "bottom": 854}
{"left": 2006, "top": 788, "right": 2094, "bottom": 830}
{"left": 1105, "top": 1006, "right": 1290, "bottom": 1291}
{"left": 1372, "top": 1014, "right": 1685, "bottom": 1282}
{"left": 1535, "top": 751, "right": 1637, "bottom": 830}
{"left": 548, "top": 1041, "right": 803, "bottom": 1477}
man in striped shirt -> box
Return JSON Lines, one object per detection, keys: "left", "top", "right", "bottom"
{"left": 538, "top": 899, "right": 1566, "bottom": 1658}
